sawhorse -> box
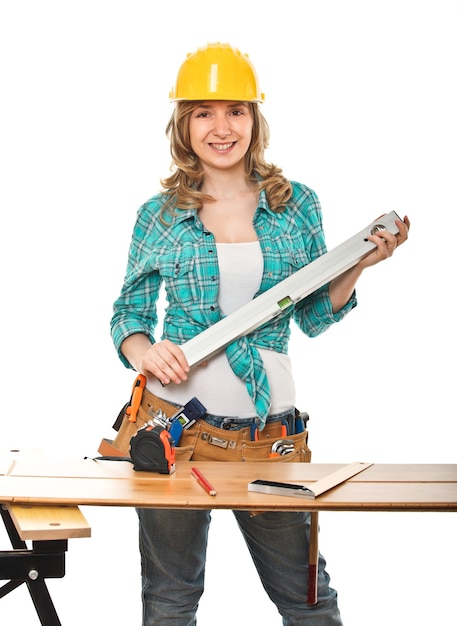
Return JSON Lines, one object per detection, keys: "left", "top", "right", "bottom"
{"left": 0, "top": 503, "right": 90, "bottom": 625}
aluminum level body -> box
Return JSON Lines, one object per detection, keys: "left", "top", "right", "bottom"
{"left": 181, "top": 211, "right": 401, "bottom": 367}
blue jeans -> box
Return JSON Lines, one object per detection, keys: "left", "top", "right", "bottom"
{"left": 137, "top": 410, "right": 342, "bottom": 624}
{"left": 137, "top": 508, "right": 343, "bottom": 625}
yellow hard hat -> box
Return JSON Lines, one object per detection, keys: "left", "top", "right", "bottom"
{"left": 169, "top": 42, "right": 265, "bottom": 102}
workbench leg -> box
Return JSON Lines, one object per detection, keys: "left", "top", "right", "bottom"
{"left": 27, "top": 577, "right": 62, "bottom": 626}
{"left": 0, "top": 579, "right": 22, "bottom": 597}
{"left": 307, "top": 511, "right": 319, "bottom": 605}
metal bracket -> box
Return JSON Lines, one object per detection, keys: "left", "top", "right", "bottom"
{"left": 201, "top": 433, "right": 236, "bottom": 449}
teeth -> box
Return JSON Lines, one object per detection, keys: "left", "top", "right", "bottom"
{"left": 212, "top": 142, "right": 233, "bottom": 150}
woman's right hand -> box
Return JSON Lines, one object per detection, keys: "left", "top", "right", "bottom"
{"left": 139, "top": 339, "right": 190, "bottom": 386}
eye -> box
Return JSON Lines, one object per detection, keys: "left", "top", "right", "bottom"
{"left": 229, "top": 109, "right": 244, "bottom": 116}
{"left": 195, "top": 111, "right": 210, "bottom": 118}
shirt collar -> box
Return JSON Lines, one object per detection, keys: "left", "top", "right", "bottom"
{"left": 256, "top": 187, "right": 278, "bottom": 218}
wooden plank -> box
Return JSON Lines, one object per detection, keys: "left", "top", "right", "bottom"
{"left": 0, "top": 448, "right": 45, "bottom": 476}
{"left": 358, "top": 463, "right": 457, "bottom": 482}
{"left": 0, "top": 459, "right": 14, "bottom": 476}
{"left": 6, "top": 460, "right": 457, "bottom": 482}
{"left": 7, "top": 504, "right": 91, "bottom": 541}
{"left": 0, "top": 462, "right": 455, "bottom": 512}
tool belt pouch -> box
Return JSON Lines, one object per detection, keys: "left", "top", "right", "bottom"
{"left": 175, "top": 419, "right": 311, "bottom": 463}
{"left": 98, "top": 380, "right": 311, "bottom": 465}
{"left": 98, "top": 386, "right": 182, "bottom": 458}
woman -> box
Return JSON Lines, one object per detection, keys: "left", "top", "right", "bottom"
{"left": 111, "top": 42, "right": 409, "bottom": 625}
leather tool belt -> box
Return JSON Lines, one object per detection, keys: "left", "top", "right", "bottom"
{"left": 98, "top": 375, "right": 311, "bottom": 464}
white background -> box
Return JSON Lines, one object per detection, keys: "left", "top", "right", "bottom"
{"left": 1, "top": 1, "right": 456, "bottom": 624}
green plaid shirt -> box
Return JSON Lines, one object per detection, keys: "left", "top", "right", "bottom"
{"left": 111, "top": 181, "right": 356, "bottom": 427}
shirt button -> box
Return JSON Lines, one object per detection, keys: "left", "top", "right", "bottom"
{"left": 211, "top": 276, "right": 216, "bottom": 281}
{"left": 210, "top": 305, "right": 216, "bottom": 311}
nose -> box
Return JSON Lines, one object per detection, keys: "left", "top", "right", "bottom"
{"left": 213, "top": 114, "right": 231, "bottom": 138}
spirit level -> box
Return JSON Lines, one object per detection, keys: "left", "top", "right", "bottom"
{"left": 181, "top": 211, "right": 401, "bottom": 367}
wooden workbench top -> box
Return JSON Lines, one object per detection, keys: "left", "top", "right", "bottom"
{"left": 1, "top": 456, "right": 456, "bottom": 512}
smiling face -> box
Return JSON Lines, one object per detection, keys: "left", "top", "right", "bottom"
{"left": 188, "top": 101, "right": 253, "bottom": 173}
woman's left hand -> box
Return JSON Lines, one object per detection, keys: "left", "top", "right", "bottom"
{"left": 358, "top": 215, "right": 410, "bottom": 270}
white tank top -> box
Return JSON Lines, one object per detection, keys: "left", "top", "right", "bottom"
{"left": 147, "top": 241, "right": 295, "bottom": 416}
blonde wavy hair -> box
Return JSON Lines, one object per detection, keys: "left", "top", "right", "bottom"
{"left": 159, "top": 101, "right": 292, "bottom": 219}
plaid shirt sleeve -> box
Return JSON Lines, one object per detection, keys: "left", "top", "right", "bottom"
{"left": 110, "top": 201, "right": 165, "bottom": 368}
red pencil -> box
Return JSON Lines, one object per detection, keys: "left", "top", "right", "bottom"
{"left": 191, "top": 467, "right": 217, "bottom": 496}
